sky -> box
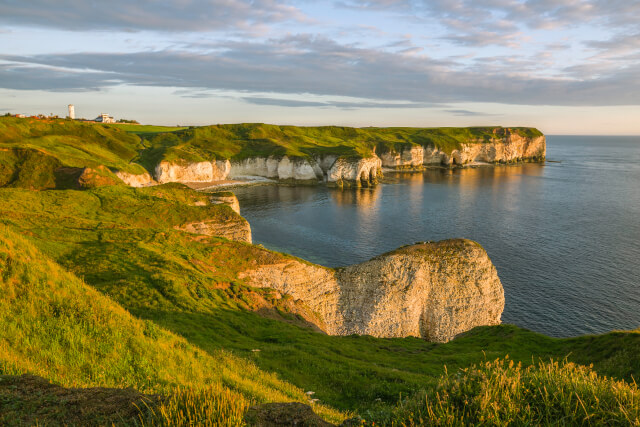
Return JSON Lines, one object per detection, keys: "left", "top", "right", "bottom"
{"left": 1, "top": 0, "right": 639, "bottom": 134}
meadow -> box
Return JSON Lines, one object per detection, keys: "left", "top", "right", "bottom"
{"left": 0, "top": 117, "right": 638, "bottom": 425}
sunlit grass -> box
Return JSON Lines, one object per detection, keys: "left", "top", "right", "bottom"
{"left": 382, "top": 357, "right": 640, "bottom": 426}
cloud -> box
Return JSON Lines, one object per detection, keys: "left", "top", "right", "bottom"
{"left": 445, "top": 109, "right": 499, "bottom": 117}
{"left": 1, "top": 33, "right": 639, "bottom": 106}
{"left": 242, "top": 96, "right": 433, "bottom": 108}
{"left": 0, "top": 0, "right": 305, "bottom": 32}
{"left": 243, "top": 97, "right": 329, "bottom": 107}
{"left": 338, "top": 0, "right": 640, "bottom": 47}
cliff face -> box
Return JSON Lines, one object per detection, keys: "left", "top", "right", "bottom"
{"left": 155, "top": 160, "right": 231, "bottom": 183}
{"left": 229, "top": 156, "right": 323, "bottom": 182}
{"left": 327, "top": 156, "right": 382, "bottom": 188}
{"left": 176, "top": 218, "right": 252, "bottom": 243}
{"left": 239, "top": 239, "right": 504, "bottom": 342}
{"left": 210, "top": 192, "right": 241, "bottom": 214}
{"left": 149, "top": 131, "right": 544, "bottom": 186}
{"left": 383, "top": 131, "right": 546, "bottom": 168}
{"left": 175, "top": 192, "right": 252, "bottom": 243}
{"left": 114, "top": 171, "right": 155, "bottom": 187}
{"left": 380, "top": 146, "right": 424, "bottom": 168}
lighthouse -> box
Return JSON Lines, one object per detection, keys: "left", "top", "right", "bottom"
{"left": 68, "top": 104, "right": 75, "bottom": 119}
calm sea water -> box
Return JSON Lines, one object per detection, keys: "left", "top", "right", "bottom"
{"left": 232, "top": 136, "right": 640, "bottom": 337}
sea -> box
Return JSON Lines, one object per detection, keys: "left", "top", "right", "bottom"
{"left": 232, "top": 136, "right": 640, "bottom": 338}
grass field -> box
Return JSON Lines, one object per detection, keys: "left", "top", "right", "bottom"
{"left": 0, "top": 117, "right": 544, "bottom": 189}
{"left": 3, "top": 118, "right": 638, "bottom": 425}
{"left": 1, "top": 183, "right": 639, "bottom": 425}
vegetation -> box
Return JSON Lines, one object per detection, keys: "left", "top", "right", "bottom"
{"left": 2, "top": 118, "right": 638, "bottom": 426}
{"left": 0, "top": 116, "right": 146, "bottom": 187}
{"left": 1, "top": 182, "right": 639, "bottom": 425}
{"left": 135, "top": 124, "right": 544, "bottom": 170}
{"left": 380, "top": 357, "right": 640, "bottom": 426}
{"left": 0, "top": 117, "right": 544, "bottom": 189}
{"left": 0, "top": 224, "right": 345, "bottom": 425}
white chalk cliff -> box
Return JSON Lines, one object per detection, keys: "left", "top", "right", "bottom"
{"left": 383, "top": 132, "right": 546, "bottom": 168}
{"left": 155, "top": 160, "right": 231, "bottom": 183}
{"left": 239, "top": 239, "right": 504, "bottom": 342}
{"left": 149, "top": 131, "right": 545, "bottom": 186}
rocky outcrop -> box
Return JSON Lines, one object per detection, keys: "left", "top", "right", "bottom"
{"left": 114, "top": 171, "right": 155, "bottom": 187}
{"left": 239, "top": 239, "right": 504, "bottom": 342}
{"left": 77, "top": 165, "right": 122, "bottom": 189}
{"left": 326, "top": 156, "right": 382, "bottom": 188}
{"left": 176, "top": 217, "right": 252, "bottom": 243}
{"left": 229, "top": 156, "right": 322, "bottom": 183}
{"left": 457, "top": 133, "right": 546, "bottom": 164}
{"left": 380, "top": 145, "right": 424, "bottom": 169}
{"left": 383, "top": 131, "right": 546, "bottom": 168}
{"left": 155, "top": 160, "right": 231, "bottom": 183}
{"left": 210, "top": 192, "right": 241, "bottom": 214}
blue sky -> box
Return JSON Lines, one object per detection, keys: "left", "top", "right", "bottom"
{"left": 1, "top": 0, "right": 639, "bottom": 134}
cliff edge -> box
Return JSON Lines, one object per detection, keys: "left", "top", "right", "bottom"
{"left": 239, "top": 239, "right": 504, "bottom": 342}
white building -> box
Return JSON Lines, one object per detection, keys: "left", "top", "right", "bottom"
{"left": 68, "top": 104, "right": 75, "bottom": 119}
{"left": 94, "top": 113, "right": 115, "bottom": 123}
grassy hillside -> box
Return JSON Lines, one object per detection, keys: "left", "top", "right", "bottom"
{"left": 1, "top": 184, "right": 639, "bottom": 425}
{"left": 0, "top": 224, "right": 345, "bottom": 425}
{"left": 0, "top": 117, "right": 544, "bottom": 190}
{"left": 135, "top": 123, "right": 544, "bottom": 169}
{"left": 5, "top": 118, "right": 638, "bottom": 425}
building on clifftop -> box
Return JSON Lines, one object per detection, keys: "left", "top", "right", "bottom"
{"left": 94, "top": 113, "right": 115, "bottom": 123}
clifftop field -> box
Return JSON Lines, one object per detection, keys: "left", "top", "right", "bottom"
{"left": 1, "top": 117, "right": 639, "bottom": 425}
{"left": 0, "top": 116, "right": 543, "bottom": 189}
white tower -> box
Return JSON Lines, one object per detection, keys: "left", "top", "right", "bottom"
{"left": 68, "top": 104, "right": 75, "bottom": 119}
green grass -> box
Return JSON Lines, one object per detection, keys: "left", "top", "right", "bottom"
{"left": 1, "top": 184, "right": 639, "bottom": 425}
{"left": 4, "top": 118, "right": 638, "bottom": 425}
{"left": 107, "top": 123, "right": 188, "bottom": 135}
{"left": 379, "top": 357, "right": 640, "bottom": 426}
{"left": 0, "top": 224, "right": 345, "bottom": 425}
{"left": 0, "top": 117, "right": 544, "bottom": 190}
{"left": 0, "top": 117, "right": 146, "bottom": 186}
{"left": 134, "top": 124, "right": 544, "bottom": 171}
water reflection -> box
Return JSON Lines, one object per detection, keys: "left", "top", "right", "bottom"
{"left": 329, "top": 186, "right": 381, "bottom": 207}
{"left": 233, "top": 138, "right": 640, "bottom": 337}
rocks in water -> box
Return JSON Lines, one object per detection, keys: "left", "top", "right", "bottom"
{"left": 239, "top": 239, "right": 504, "bottom": 342}
{"left": 326, "top": 156, "right": 382, "bottom": 188}
{"left": 244, "top": 402, "right": 333, "bottom": 427}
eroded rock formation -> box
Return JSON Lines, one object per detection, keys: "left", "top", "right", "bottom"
{"left": 155, "top": 160, "right": 231, "bottom": 183}
{"left": 114, "top": 171, "right": 156, "bottom": 187}
{"left": 384, "top": 131, "right": 546, "bottom": 168}
{"left": 176, "top": 194, "right": 252, "bottom": 243}
{"left": 326, "top": 156, "right": 382, "bottom": 188}
{"left": 229, "top": 156, "right": 322, "bottom": 182}
{"left": 176, "top": 217, "right": 252, "bottom": 243}
{"left": 380, "top": 145, "right": 424, "bottom": 169}
{"left": 239, "top": 239, "right": 504, "bottom": 342}
{"left": 210, "top": 192, "right": 241, "bottom": 214}
{"left": 148, "top": 129, "right": 544, "bottom": 186}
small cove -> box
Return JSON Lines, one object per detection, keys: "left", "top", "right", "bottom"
{"left": 233, "top": 136, "right": 640, "bottom": 338}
